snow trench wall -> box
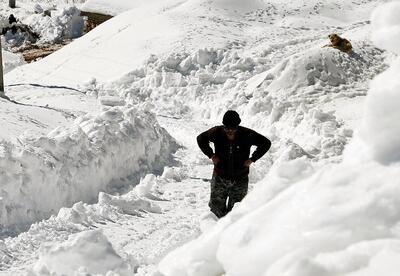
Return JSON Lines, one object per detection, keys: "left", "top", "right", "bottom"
{"left": 0, "top": 106, "right": 178, "bottom": 231}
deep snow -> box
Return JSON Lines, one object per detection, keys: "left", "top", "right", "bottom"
{"left": 158, "top": 2, "right": 400, "bottom": 276}
{"left": 1, "top": 0, "right": 400, "bottom": 275}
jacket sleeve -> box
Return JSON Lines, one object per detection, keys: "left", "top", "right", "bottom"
{"left": 197, "top": 127, "right": 217, "bottom": 159}
{"left": 250, "top": 130, "right": 271, "bottom": 162}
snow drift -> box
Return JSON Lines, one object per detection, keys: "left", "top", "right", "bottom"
{"left": 263, "top": 43, "right": 384, "bottom": 97}
{"left": 0, "top": 106, "right": 177, "bottom": 232}
{"left": 361, "top": 1, "right": 400, "bottom": 164}
{"left": 0, "top": 172, "right": 170, "bottom": 272}
{"left": 157, "top": 2, "right": 400, "bottom": 276}
{"left": 31, "top": 230, "right": 135, "bottom": 275}
{"left": 106, "top": 42, "right": 385, "bottom": 166}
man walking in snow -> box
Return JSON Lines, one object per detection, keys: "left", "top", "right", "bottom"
{"left": 197, "top": 110, "right": 271, "bottom": 218}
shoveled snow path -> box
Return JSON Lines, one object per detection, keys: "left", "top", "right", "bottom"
{"left": 0, "top": 116, "right": 213, "bottom": 275}
{"left": 102, "top": 116, "right": 214, "bottom": 274}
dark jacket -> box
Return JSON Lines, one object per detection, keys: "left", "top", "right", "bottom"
{"left": 197, "top": 126, "right": 271, "bottom": 179}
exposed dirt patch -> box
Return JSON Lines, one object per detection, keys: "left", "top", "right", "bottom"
{"left": 14, "top": 41, "right": 71, "bottom": 63}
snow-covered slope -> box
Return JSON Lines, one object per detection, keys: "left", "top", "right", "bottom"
{"left": 0, "top": 98, "right": 68, "bottom": 142}
{"left": 5, "top": 0, "right": 384, "bottom": 87}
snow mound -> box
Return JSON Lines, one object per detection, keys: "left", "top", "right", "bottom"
{"left": 157, "top": 3, "right": 400, "bottom": 276}
{"left": 199, "top": 212, "right": 218, "bottom": 233}
{"left": 159, "top": 161, "right": 400, "bottom": 276}
{"left": 99, "top": 190, "right": 162, "bottom": 215}
{"left": 0, "top": 106, "right": 177, "bottom": 231}
{"left": 107, "top": 46, "right": 371, "bottom": 165}
{"left": 360, "top": 59, "right": 400, "bottom": 164}
{"left": 135, "top": 173, "right": 157, "bottom": 197}
{"left": 360, "top": 1, "right": 400, "bottom": 164}
{"left": 264, "top": 43, "right": 385, "bottom": 97}
{"left": 27, "top": 6, "right": 85, "bottom": 43}
{"left": 371, "top": 2, "right": 400, "bottom": 55}
{"left": 31, "top": 230, "right": 135, "bottom": 276}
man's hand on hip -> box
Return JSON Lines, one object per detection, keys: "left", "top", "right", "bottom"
{"left": 244, "top": 159, "right": 253, "bottom": 167}
{"left": 211, "top": 155, "right": 220, "bottom": 165}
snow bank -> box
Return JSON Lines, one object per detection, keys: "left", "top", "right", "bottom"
{"left": 24, "top": 6, "right": 84, "bottom": 43}
{"left": 32, "top": 230, "right": 135, "bottom": 275}
{"left": 264, "top": 44, "right": 384, "bottom": 97}
{"left": 0, "top": 106, "right": 177, "bottom": 231}
{"left": 157, "top": 2, "right": 400, "bottom": 276}
{"left": 360, "top": 2, "right": 400, "bottom": 164}
{"left": 107, "top": 43, "right": 384, "bottom": 166}
{"left": 159, "top": 160, "right": 400, "bottom": 276}
{"left": 0, "top": 171, "right": 184, "bottom": 272}
{"left": 55, "top": 173, "right": 165, "bottom": 228}
{"left": 1, "top": 5, "right": 84, "bottom": 46}
{"left": 359, "top": 59, "right": 400, "bottom": 164}
{"left": 371, "top": 2, "right": 400, "bottom": 54}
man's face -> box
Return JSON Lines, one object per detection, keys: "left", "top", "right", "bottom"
{"left": 224, "top": 126, "right": 237, "bottom": 140}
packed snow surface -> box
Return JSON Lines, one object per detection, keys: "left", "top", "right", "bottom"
{"left": 1, "top": 0, "right": 399, "bottom": 275}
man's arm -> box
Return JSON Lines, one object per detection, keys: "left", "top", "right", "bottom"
{"left": 249, "top": 130, "right": 271, "bottom": 162}
{"left": 197, "top": 127, "right": 217, "bottom": 158}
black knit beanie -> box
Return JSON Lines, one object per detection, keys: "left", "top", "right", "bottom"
{"left": 222, "top": 110, "right": 241, "bottom": 127}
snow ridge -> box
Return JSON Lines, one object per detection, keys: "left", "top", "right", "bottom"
{"left": 0, "top": 106, "right": 178, "bottom": 232}
{"left": 102, "top": 41, "right": 386, "bottom": 169}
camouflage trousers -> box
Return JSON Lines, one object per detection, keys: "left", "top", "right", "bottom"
{"left": 209, "top": 174, "right": 249, "bottom": 218}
